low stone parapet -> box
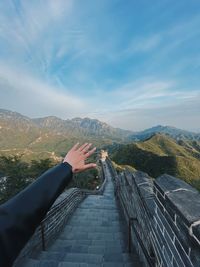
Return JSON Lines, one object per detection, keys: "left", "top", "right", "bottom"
{"left": 107, "top": 158, "right": 200, "bottom": 267}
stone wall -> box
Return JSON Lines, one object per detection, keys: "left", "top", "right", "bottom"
{"left": 107, "top": 159, "right": 200, "bottom": 267}
{"left": 154, "top": 175, "right": 200, "bottom": 267}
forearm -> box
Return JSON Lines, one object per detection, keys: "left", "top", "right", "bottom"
{"left": 0, "top": 162, "right": 73, "bottom": 267}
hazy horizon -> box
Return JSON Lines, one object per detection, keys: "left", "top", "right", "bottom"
{"left": 0, "top": 1, "right": 199, "bottom": 131}
{"left": 1, "top": 107, "right": 200, "bottom": 133}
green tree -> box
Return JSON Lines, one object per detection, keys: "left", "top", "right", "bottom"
{"left": 29, "top": 158, "right": 53, "bottom": 178}
{"left": 0, "top": 156, "right": 54, "bottom": 204}
{"left": 0, "top": 155, "right": 30, "bottom": 203}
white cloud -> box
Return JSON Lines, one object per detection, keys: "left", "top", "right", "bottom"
{"left": 124, "top": 34, "right": 161, "bottom": 55}
{"left": 0, "top": 64, "right": 86, "bottom": 118}
{"left": 96, "top": 77, "right": 199, "bottom": 111}
{"left": 49, "top": 0, "right": 73, "bottom": 19}
{"left": 97, "top": 95, "right": 200, "bottom": 131}
{"left": 0, "top": 1, "right": 199, "bottom": 132}
{"left": 85, "top": 77, "right": 200, "bottom": 131}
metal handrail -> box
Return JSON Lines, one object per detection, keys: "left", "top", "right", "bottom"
{"left": 40, "top": 222, "right": 45, "bottom": 251}
{"left": 123, "top": 171, "right": 157, "bottom": 259}
{"left": 39, "top": 188, "right": 83, "bottom": 250}
{"left": 39, "top": 162, "right": 106, "bottom": 251}
{"left": 107, "top": 156, "right": 156, "bottom": 267}
{"left": 124, "top": 171, "right": 153, "bottom": 219}
{"left": 118, "top": 187, "right": 155, "bottom": 267}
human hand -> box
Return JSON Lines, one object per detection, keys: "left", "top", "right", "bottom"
{"left": 63, "top": 143, "right": 97, "bottom": 173}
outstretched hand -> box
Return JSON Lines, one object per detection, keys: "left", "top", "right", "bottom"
{"left": 63, "top": 143, "right": 97, "bottom": 173}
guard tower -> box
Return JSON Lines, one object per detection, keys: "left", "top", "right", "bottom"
{"left": 100, "top": 149, "right": 108, "bottom": 161}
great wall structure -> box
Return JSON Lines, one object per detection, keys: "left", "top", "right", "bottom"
{"left": 14, "top": 153, "right": 200, "bottom": 267}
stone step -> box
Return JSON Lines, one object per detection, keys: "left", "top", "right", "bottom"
{"left": 21, "top": 259, "right": 136, "bottom": 267}
{"left": 40, "top": 244, "right": 126, "bottom": 257}
{"left": 58, "top": 263, "right": 100, "bottom": 267}
{"left": 20, "top": 258, "right": 58, "bottom": 267}
{"left": 68, "top": 218, "right": 120, "bottom": 225}
{"left": 58, "top": 262, "right": 134, "bottom": 267}
{"left": 77, "top": 205, "right": 117, "bottom": 210}
{"left": 69, "top": 212, "right": 120, "bottom": 218}
{"left": 62, "top": 225, "right": 125, "bottom": 234}
{"left": 67, "top": 221, "right": 121, "bottom": 227}
{"left": 59, "top": 232, "right": 123, "bottom": 241}
{"left": 37, "top": 251, "right": 66, "bottom": 261}
{"left": 19, "top": 165, "right": 142, "bottom": 267}
{"left": 63, "top": 253, "right": 103, "bottom": 264}
{"left": 49, "top": 239, "right": 125, "bottom": 252}
{"left": 102, "top": 263, "right": 134, "bottom": 267}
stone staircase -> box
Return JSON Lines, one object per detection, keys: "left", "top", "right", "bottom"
{"left": 20, "top": 164, "right": 142, "bottom": 267}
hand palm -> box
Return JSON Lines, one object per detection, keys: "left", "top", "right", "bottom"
{"left": 63, "top": 143, "right": 96, "bottom": 173}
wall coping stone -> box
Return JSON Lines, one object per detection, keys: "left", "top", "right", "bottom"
{"left": 155, "top": 174, "right": 200, "bottom": 226}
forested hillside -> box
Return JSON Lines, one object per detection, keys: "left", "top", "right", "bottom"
{"left": 109, "top": 134, "right": 200, "bottom": 190}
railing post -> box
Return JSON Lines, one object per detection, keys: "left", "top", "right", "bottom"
{"left": 40, "top": 222, "right": 46, "bottom": 251}
{"left": 128, "top": 217, "right": 134, "bottom": 253}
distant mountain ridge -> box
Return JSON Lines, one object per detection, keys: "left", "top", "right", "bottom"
{"left": 0, "top": 108, "right": 132, "bottom": 137}
{"left": 0, "top": 109, "right": 132, "bottom": 161}
{"left": 1, "top": 108, "right": 200, "bottom": 162}
{"left": 128, "top": 125, "right": 200, "bottom": 141}
{"left": 33, "top": 116, "right": 132, "bottom": 138}
{"left": 1, "top": 109, "right": 200, "bottom": 190}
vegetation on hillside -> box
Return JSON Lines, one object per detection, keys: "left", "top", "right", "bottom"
{"left": 111, "top": 161, "right": 136, "bottom": 173}
{"left": 1, "top": 109, "right": 200, "bottom": 193}
{"left": 0, "top": 109, "right": 130, "bottom": 162}
{"left": 110, "top": 134, "right": 200, "bottom": 191}
{"left": 69, "top": 168, "right": 100, "bottom": 190}
{"left": 0, "top": 155, "right": 53, "bottom": 204}
{"left": 0, "top": 154, "right": 100, "bottom": 204}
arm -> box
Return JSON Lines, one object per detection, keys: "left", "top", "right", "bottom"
{"left": 0, "top": 162, "right": 72, "bottom": 267}
{"left": 0, "top": 143, "right": 96, "bottom": 267}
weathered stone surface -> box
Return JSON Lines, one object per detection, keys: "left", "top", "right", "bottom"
{"left": 155, "top": 174, "right": 198, "bottom": 194}
{"left": 155, "top": 174, "right": 200, "bottom": 225}
{"left": 109, "top": 159, "right": 200, "bottom": 267}
{"left": 17, "top": 162, "right": 141, "bottom": 267}
{"left": 167, "top": 190, "right": 200, "bottom": 225}
{"left": 16, "top": 159, "right": 200, "bottom": 267}
{"left": 192, "top": 224, "right": 200, "bottom": 246}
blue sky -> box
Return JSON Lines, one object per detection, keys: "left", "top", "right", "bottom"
{"left": 0, "top": 0, "right": 199, "bottom": 131}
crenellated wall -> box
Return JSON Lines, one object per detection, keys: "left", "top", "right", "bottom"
{"left": 107, "top": 158, "right": 200, "bottom": 267}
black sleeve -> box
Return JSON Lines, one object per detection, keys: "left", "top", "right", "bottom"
{"left": 0, "top": 162, "right": 73, "bottom": 267}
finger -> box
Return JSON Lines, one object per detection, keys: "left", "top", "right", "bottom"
{"left": 78, "top": 143, "right": 89, "bottom": 152}
{"left": 81, "top": 143, "right": 92, "bottom": 153}
{"left": 71, "top": 142, "right": 80, "bottom": 151}
{"left": 84, "top": 147, "right": 96, "bottom": 158}
{"left": 83, "top": 163, "right": 97, "bottom": 171}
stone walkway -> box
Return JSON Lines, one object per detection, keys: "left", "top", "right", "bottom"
{"left": 21, "top": 162, "right": 142, "bottom": 267}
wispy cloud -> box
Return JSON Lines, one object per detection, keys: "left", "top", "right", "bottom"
{"left": 97, "top": 93, "right": 200, "bottom": 131}
{"left": 124, "top": 34, "right": 161, "bottom": 55}
{"left": 0, "top": 64, "right": 86, "bottom": 118}
{"left": 0, "top": 0, "right": 199, "bottom": 130}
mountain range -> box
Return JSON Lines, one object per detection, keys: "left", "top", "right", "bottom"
{"left": 0, "top": 109, "right": 131, "bottom": 161}
{"left": 0, "top": 109, "right": 200, "bottom": 190}
{"left": 129, "top": 125, "right": 200, "bottom": 141}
